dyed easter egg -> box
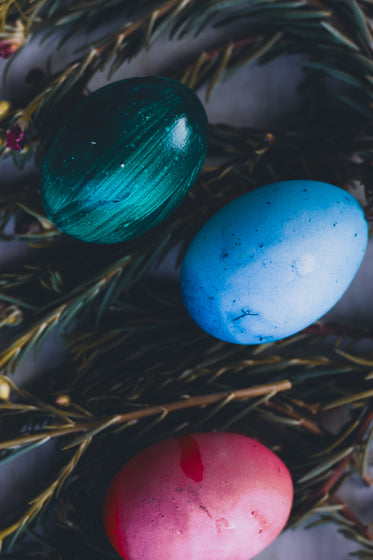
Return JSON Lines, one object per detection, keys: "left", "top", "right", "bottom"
{"left": 103, "top": 432, "right": 293, "bottom": 560}
{"left": 180, "top": 180, "right": 368, "bottom": 344}
{"left": 40, "top": 76, "right": 208, "bottom": 244}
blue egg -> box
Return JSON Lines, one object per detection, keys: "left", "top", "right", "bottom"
{"left": 180, "top": 180, "right": 368, "bottom": 344}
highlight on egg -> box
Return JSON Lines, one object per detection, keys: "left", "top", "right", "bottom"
{"left": 180, "top": 180, "right": 368, "bottom": 345}
{"left": 40, "top": 76, "right": 208, "bottom": 244}
{"left": 103, "top": 432, "right": 293, "bottom": 560}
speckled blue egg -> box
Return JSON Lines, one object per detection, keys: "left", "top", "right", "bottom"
{"left": 40, "top": 76, "right": 208, "bottom": 244}
{"left": 180, "top": 180, "right": 368, "bottom": 344}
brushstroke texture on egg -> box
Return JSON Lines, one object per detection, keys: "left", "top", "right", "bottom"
{"left": 180, "top": 180, "right": 368, "bottom": 344}
{"left": 40, "top": 76, "right": 208, "bottom": 244}
{"left": 103, "top": 432, "right": 293, "bottom": 560}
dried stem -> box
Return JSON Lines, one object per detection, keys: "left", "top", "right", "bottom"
{"left": 296, "top": 404, "right": 373, "bottom": 521}
{"left": 331, "top": 495, "right": 373, "bottom": 543}
{"left": 0, "top": 379, "right": 292, "bottom": 451}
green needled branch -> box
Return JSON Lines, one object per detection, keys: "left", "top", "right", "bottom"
{"left": 0, "top": 379, "right": 291, "bottom": 544}
{"left": 0, "top": 1, "right": 373, "bottom": 559}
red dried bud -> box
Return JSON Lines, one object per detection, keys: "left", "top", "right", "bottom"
{"left": 55, "top": 395, "right": 71, "bottom": 407}
{"left": 6, "top": 123, "right": 25, "bottom": 151}
{"left": 0, "top": 21, "right": 26, "bottom": 59}
{"left": 0, "top": 39, "right": 20, "bottom": 59}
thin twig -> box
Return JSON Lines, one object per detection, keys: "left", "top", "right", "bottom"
{"left": 0, "top": 380, "right": 292, "bottom": 450}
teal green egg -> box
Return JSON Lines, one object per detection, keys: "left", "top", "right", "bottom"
{"left": 40, "top": 76, "right": 208, "bottom": 244}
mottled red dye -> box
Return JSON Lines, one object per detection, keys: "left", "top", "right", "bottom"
{"left": 103, "top": 433, "right": 294, "bottom": 560}
{"left": 103, "top": 477, "right": 129, "bottom": 559}
{"left": 177, "top": 435, "right": 204, "bottom": 482}
{"left": 0, "top": 40, "right": 18, "bottom": 59}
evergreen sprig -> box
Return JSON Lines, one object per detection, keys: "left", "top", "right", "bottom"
{"left": 0, "top": 0, "right": 372, "bottom": 559}
{"left": 0, "top": 321, "right": 373, "bottom": 557}
{"left": 1, "top": 0, "right": 373, "bottom": 158}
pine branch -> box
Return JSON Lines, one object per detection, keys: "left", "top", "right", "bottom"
{"left": 65, "top": 284, "right": 372, "bottom": 403}
{"left": 1, "top": 337, "right": 371, "bottom": 554}
{"left": 0, "top": 2, "right": 373, "bottom": 558}
{"left": 0, "top": 322, "right": 372, "bottom": 555}
{"left": 0, "top": 378, "right": 291, "bottom": 547}
{"left": 0, "top": 378, "right": 294, "bottom": 445}
{"left": 0, "top": 439, "right": 91, "bottom": 550}
{"left": 174, "top": 32, "right": 283, "bottom": 100}
{"left": 0, "top": 253, "right": 133, "bottom": 373}
{"left": 2, "top": 0, "right": 373, "bottom": 158}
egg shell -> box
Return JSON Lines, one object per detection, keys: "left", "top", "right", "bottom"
{"left": 180, "top": 180, "right": 368, "bottom": 344}
{"left": 40, "top": 76, "right": 208, "bottom": 244}
{"left": 103, "top": 432, "right": 293, "bottom": 560}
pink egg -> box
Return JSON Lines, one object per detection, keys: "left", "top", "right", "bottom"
{"left": 103, "top": 432, "right": 293, "bottom": 560}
